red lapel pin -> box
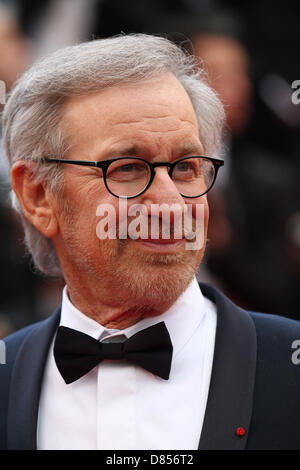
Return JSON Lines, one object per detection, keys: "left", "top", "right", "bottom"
{"left": 236, "top": 427, "right": 246, "bottom": 437}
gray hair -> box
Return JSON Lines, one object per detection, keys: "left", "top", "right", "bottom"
{"left": 2, "top": 33, "right": 225, "bottom": 277}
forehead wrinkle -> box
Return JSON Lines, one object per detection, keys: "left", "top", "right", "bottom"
{"left": 110, "top": 118, "right": 199, "bottom": 139}
{"left": 129, "top": 127, "right": 191, "bottom": 134}
{"left": 111, "top": 115, "right": 197, "bottom": 126}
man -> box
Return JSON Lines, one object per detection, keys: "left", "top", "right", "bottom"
{"left": 0, "top": 34, "right": 299, "bottom": 450}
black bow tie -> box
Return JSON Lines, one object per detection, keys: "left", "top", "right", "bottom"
{"left": 54, "top": 321, "right": 173, "bottom": 384}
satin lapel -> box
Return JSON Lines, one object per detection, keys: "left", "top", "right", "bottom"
{"left": 7, "top": 309, "right": 60, "bottom": 450}
{"left": 198, "top": 283, "right": 257, "bottom": 450}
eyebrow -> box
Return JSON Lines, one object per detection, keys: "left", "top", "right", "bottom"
{"left": 104, "top": 146, "right": 140, "bottom": 159}
{"left": 177, "top": 143, "right": 205, "bottom": 156}
{"left": 96, "top": 143, "right": 204, "bottom": 161}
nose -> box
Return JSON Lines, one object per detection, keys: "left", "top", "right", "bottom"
{"left": 141, "top": 166, "right": 185, "bottom": 212}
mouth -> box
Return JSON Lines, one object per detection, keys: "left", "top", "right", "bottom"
{"left": 132, "top": 236, "right": 185, "bottom": 253}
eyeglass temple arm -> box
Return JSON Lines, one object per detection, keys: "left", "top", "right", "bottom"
{"left": 44, "top": 158, "right": 102, "bottom": 167}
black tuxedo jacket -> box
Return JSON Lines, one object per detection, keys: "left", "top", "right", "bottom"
{"left": 1, "top": 283, "right": 300, "bottom": 450}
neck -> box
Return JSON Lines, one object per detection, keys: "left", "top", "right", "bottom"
{"left": 66, "top": 283, "right": 168, "bottom": 330}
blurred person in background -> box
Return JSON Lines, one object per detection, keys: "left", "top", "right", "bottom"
{"left": 0, "top": 2, "right": 63, "bottom": 337}
{"left": 0, "top": 3, "right": 30, "bottom": 92}
{"left": 189, "top": 12, "right": 300, "bottom": 319}
{"left": 158, "top": 8, "right": 300, "bottom": 319}
{"left": 0, "top": 2, "right": 31, "bottom": 194}
{"left": 192, "top": 27, "right": 253, "bottom": 260}
{"left": 0, "top": 2, "right": 31, "bottom": 337}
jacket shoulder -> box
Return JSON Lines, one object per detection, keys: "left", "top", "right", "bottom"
{"left": 3, "top": 321, "right": 45, "bottom": 363}
{"left": 0, "top": 323, "right": 37, "bottom": 402}
{"left": 247, "top": 312, "right": 300, "bottom": 449}
{"left": 249, "top": 311, "right": 300, "bottom": 372}
{"left": 0, "top": 321, "right": 44, "bottom": 450}
{"left": 1, "top": 309, "right": 60, "bottom": 388}
{"left": 0, "top": 321, "right": 45, "bottom": 395}
{"left": 249, "top": 310, "right": 300, "bottom": 336}
{"left": 249, "top": 310, "right": 300, "bottom": 359}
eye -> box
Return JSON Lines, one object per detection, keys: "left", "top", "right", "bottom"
{"left": 176, "top": 162, "right": 193, "bottom": 172}
{"left": 173, "top": 159, "right": 200, "bottom": 179}
{"left": 106, "top": 159, "right": 149, "bottom": 182}
{"left": 118, "top": 163, "right": 143, "bottom": 173}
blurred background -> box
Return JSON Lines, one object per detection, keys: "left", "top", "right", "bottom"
{"left": 0, "top": 0, "right": 299, "bottom": 337}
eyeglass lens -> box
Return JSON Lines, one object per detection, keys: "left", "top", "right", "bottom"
{"left": 105, "top": 157, "right": 215, "bottom": 198}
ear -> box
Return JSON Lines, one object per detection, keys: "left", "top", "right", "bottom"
{"left": 11, "top": 160, "right": 58, "bottom": 239}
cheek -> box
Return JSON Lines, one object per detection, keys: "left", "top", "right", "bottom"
{"left": 57, "top": 187, "right": 117, "bottom": 247}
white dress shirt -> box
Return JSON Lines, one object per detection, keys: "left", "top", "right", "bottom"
{"left": 37, "top": 278, "right": 217, "bottom": 450}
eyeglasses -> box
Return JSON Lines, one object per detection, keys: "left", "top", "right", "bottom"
{"left": 43, "top": 155, "right": 224, "bottom": 199}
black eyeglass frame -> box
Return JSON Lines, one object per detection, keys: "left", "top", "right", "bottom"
{"left": 43, "top": 155, "right": 224, "bottom": 199}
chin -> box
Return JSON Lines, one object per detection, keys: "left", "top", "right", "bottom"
{"left": 112, "top": 253, "right": 201, "bottom": 312}
{"left": 141, "top": 268, "right": 195, "bottom": 308}
{"left": 113, "top": 241, "right": 204, "bottom": 304}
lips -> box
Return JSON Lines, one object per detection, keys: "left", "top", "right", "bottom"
{"left": 132, "top": 235, "right": 186, "bottom": 255}
{"left": 135, "top": 236, "right": 183, "bottom": 244}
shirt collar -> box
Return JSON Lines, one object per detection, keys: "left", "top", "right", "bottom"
{"left": 60, "top": 277, "right": 206, "bottom": 356}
